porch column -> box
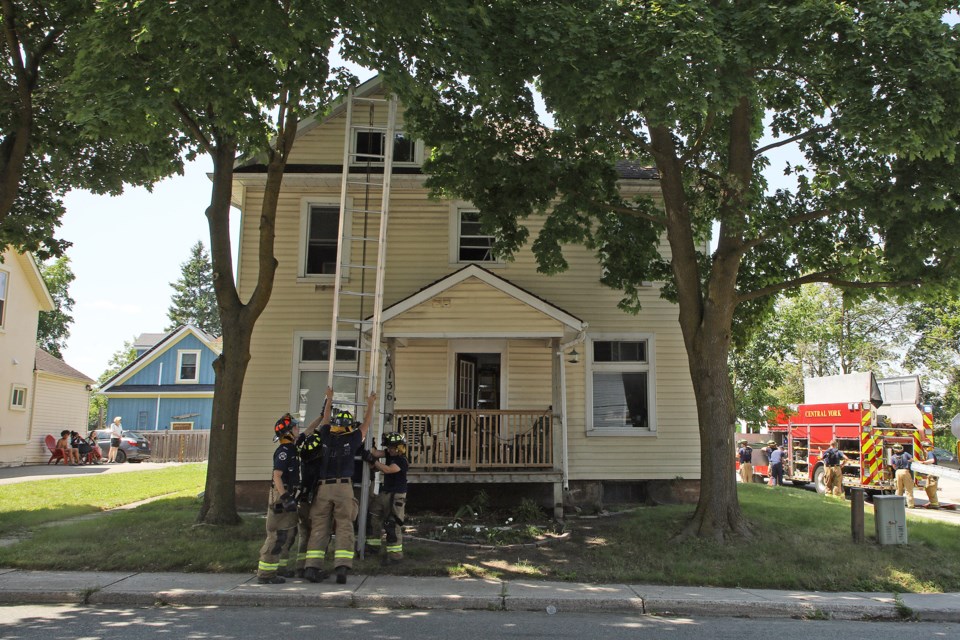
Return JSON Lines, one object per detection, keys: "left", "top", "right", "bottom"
{"left": 551, "top": 337, "right": 566, "bottom": 518}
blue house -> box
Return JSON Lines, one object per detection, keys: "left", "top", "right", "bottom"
{"left": 100, "top": 325, "right": 221, "bottom": 431}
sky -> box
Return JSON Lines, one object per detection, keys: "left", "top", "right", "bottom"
{"left": 57, "top": 158, "right": 235, "bottom": 379}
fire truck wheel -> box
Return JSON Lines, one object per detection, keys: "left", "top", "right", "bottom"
{"left": 813, "top": 465, "right": 826, "bottom": 495}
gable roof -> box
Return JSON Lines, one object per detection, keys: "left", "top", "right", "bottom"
{"left": 380, "top": 264, "right": 586, "bottom": 331}
{"left": 3, "top": 249, "right": 55, "bottom": 311}
{"left": 99, "top": 325, "right": 221, "bottom": 391}
{"left": 34, "top": 347, "right": 95, "bottom": 384}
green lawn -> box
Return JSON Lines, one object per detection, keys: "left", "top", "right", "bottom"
{"left": 1, "top": 471, "right": 958, "bottom": 592}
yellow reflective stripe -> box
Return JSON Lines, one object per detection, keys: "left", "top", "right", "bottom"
{"left": 305, "top": 551, "right": 325, "bottom": 559}
{"left": 861, "top": 411, "right": 872, "bottom": 427}
{"left": 297, "top": 553, "right": 307, "bottom": 561}
{"left": 386, "top": 545, "right": 402, "bottom": 554}
{"left": 277, "top": 559, "right": 288, "bottom": 568}
{"left": 334, "top": 550, "right": 355, "bottom": 559}
{"left": 367, "top": 539, "right": 382, "bottom": 547}
{"left": 258, "top": 561, "right": 279, "bottom": 571}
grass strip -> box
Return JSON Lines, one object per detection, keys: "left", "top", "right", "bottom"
{"left": 0, "top": 464, "right": 207, "bottom": 536}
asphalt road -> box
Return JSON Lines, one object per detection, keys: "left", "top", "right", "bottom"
{"left": 1, "top": 605, "right": 959, "bottom": 640}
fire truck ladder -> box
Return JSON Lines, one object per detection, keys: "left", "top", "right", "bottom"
{"left": 326, "top": 88, "right": 397, "bottom": 556}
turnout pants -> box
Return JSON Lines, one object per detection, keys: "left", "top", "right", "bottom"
{"left": 257, "top": 487, "right": 298, "bottom": 578}
{"left": 921, "top": 474, "right": 939, "bottom": 507}
{"left": 305, "top": 481, "right": 358, "bottom": 570}
{"left": 823, "top": 466, "right": 843, "bottom": 497}
{"left": 368, "top": 490, "right": 407, "bottom": 559}
{"left": 294, "top": 500, "right": 312, "bottom": 572}
{"left": 739, "top": 462, "right": 753, "bottom": 484}
{"left": 895, "top": 469, "right": 915, "bottom": 507}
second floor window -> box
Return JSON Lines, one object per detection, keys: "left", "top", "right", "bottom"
{"left": 306, "top": 205, "right": 340, "bottom": 275}
{"left": 0, "top": 270, "right": 7, "bottom": 327}
{"left": 10, "top": 385, "right": 26, "bottom": 409}
{"left": 457, "top": 209, "right": 497, "bottom": 263}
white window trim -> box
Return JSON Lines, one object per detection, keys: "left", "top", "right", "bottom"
{"left": 448, "top": 203, "right": 505, "bottom": 267}
{"left": 585, "top": 333, "right": 657, "bottom": 436}
{"left": 0, "top": 269, "right": 8, "bottom": 329}
{"left": 350, "top": 129, "right": 423, "bottom": 167}
{"left": 297, "top": 197, "right": 352, "bottom": 282}
{"left": 10, "top": 384, "right": 27, "bottom": 411}
{"left": 176, "top": 350, "right": 202, "bottom": 384}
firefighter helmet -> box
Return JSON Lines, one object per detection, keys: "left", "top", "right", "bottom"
{"left": 332, "top": 410, "right": 354, "bottom": 427}
{"left": 274, "top": 413, "right": 299, "bottom": 441}
{"left": 767, "top": 440, "right": 777, "bottom": 447}
{"left": 382, "top": 432, "right": 406, "bottom": 447}
{"left": 892, "top": 443, "right": 904, "bottom": 452}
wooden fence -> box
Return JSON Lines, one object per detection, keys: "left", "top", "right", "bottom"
{"left": 141, "top": 431, "right": 210, "bottom": 463}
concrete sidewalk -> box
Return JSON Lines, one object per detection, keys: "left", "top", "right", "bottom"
{"left": 1, "top": 568, "right": 958, "bottom": 621}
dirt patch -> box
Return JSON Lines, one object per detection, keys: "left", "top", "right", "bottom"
{"left": 364, "top": 508, "right": 639, "bottom": 582}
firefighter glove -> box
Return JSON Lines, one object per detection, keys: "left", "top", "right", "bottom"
{"left": 279, "top": 492, "right": 298, "bottom": 512}
{"left": 361, "top": 449, "right": 376, "bottom": 463}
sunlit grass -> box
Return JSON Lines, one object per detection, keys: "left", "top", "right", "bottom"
{"left": 0, "top": 464, "right": 207, "bottom": 536}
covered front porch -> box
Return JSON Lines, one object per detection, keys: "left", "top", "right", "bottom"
{"left": 378, "top": 265, "right": 585, "bottom": 501}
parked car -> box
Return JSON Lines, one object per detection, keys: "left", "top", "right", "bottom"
{"left": 932, "top": 447, "right": 959, "bottom": 470}
{"left": 94, "top": 430, "right": 152, "bottom": 463}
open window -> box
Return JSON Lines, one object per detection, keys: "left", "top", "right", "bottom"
{"left": 587, "top": 336, "right": 656, "bottom": 434}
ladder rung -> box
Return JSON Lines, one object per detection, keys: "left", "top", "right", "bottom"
{"left": 351, "top": 125, "right": 391, "bottom": 132}
{"left": 341, "top": 263, "right": 377, "bottom": 270}
{"left": 331, "top": 371, "right": 368, "bottom": 380}
{"left": 343, "top": 235, "right": 380, "bottom": 243}
{"left": 340, "top": 290, "right": 375, "bottom": 298}
{"left": 352, "top": 96, "right": 389, "bottom": 105}
{"left": 344, "top": 208, "right": 384, "bottom": 216}
{"left": 335, "top": 345, "right": 372, "bottom": 353}
{"left": 336, "top": 317, "right": 374, "bottom": 325}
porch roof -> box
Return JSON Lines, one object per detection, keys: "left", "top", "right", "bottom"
{"left": 380, "top": 265, "right": 586, "bottom": 339}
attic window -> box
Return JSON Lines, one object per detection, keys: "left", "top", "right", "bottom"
{"left": 176, "top": 350, "right": 200, "bottom": 383}
{"left": 353, "top": 131, "right": 417, "bottom": 164}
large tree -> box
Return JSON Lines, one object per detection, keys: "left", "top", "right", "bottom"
{"left": 364, "top": 1, "right": 960, "bottom": 539}
{"left": 70, "top": 1, "right": 346, "bottom": 524}
{"left": 1, "top": 0, "right": 174, "bottom": 256}
{"left": 167, "top": 241, "right": 220, "bottom": 336}
{"left": 36, "top": 254, "right": 75, "bottom": 358}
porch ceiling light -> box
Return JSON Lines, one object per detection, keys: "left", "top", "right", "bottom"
{"left": 567, "top": 348, "right": 580, "bottom": 364}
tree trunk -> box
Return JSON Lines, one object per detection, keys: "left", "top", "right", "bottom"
{"left": 197, "top": 324, "right": 250, "bottom": 525}
{"left": 675, "top": 318, "right": 753, "bottom": 541}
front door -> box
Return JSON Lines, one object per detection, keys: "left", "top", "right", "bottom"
{"left": 455, "top": 355, "right": 477, "bottom": 409}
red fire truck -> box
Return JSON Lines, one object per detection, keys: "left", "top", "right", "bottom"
{"left": 759, "top": 374, "right": 934, "bottom": 494}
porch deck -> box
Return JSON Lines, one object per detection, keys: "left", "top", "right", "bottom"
{"left": 393, "top": 409, "right": 556, "bottom": 473}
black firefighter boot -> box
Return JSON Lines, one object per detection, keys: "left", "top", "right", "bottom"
{"left": 335, "top": 565, "right": 348, "bottom": 584}
{"left": 303, "top": 567, "right": 329, "bottom": 583}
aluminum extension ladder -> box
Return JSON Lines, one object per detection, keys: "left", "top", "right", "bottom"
{"left": 326, "top": 87, "right": 397, "bottom": 555}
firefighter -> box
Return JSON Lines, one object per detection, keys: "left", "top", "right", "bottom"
{"left": 766, "top": 440, "right": 785, "bottom": 486}
{"left": 365, "top": 431, "right": 409, "bottom": 563}
{"left": 890, "top": 443, "right": 915, "bottom": 508}
{"left": 914, "top": 439, "right": 940, "bottom": 508}
{"left": 256, "top": 413, "right": 300, "bottom": 584}
{"left": 302, "top": 387, "right": 377, "bottom": 585}
{"left": 736, "top": 439, "right": 753, "bottom": 483}
{"left": 292, "top": 423, "right": 324, "bottom": 577}
{"left": 820, "top": 439, "right": 847, "bottom": 498}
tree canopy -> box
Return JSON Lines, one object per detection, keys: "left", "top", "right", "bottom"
{"left": 0, "top": 0, "right": 177, "bottom": 257}
{"left": 366, "top": 0, "right": 960, "bottom": 539}
{"left": 36, "top": 254, "right": 75, "bottom": 358}
{"left": 167, "top": 241, "right": 220, "bottom": 336}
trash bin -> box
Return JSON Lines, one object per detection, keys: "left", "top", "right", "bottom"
{"left": 874, "top": 495, "right": 907, "bottom": 545}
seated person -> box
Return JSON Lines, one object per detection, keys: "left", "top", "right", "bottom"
{"left": 71, "top": 430, "right": 95, "bottom": 463}
{"left": 85, "top": 431, "right": 103, "bottom": 463}
{"left": 56, "top": 429, "right": 81, "bottom": 465}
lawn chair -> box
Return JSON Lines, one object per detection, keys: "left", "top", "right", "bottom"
{"left": 45, "top": 434, "right": 67, "bottom": 465}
